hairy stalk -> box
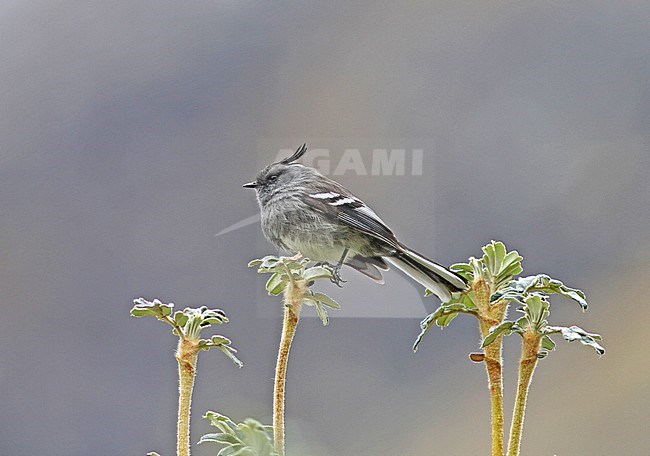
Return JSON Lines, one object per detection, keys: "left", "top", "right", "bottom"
{"left": 481, "top": 325, "right": 504, "bottom": 456}
{"left": 507, "top": 333, "right": 541, "bottom": 456}
{"left": 176, "top": 338, "right": 200, "bottom": 456}
{"left": 273, "top": 278, "right": 305, "bottom": 456}
{"left": 475, "top": 277, "right": 507, "bottom": 456}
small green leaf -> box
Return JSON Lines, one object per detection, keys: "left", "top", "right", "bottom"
{"left": 200, "top": 412, "right": 277, "bottom": 456}
{"left": 413, "top": 313, "right": 438, "bottom": 352}
{"left": 200, "top": 433, "right": 241, "bottom": 445}
{"left": 303, "top": 294, "right": 331, "bottom": 325}
{"left": 433, "top": 288, "right": 477, "bottom": 309}
{"left": 482, "top": 320, "right": 519, "bottom": 347}
{"left": 436, "top": 311, "right": 458, "bottom": 327}
{"left": 257, "top": 257, "right": 286, "bottom": 271}
{"left": 210, "top": 335, "right": 231, "bottom": 345}
{"left": 541, "top": 335, "right": 556, "bottom": 351}
{"left": 131, "top": 298, "right": 174, "bottom": 318}
{"left": 545, "top": 325, "right": 605, "bottom": 356}
{"left": 492, "top": 274, "right": 588, "bottom": 311}
{"left": 174, "top": 311, "right": 189, "bottom": 328}
{"left": 478, "top": 241, "right": 523, "bottom": 288}
{"left": 248, "top": 255, "right": 284, "bottom": 273}
{"left": 130, "top": 308, "right": 155, "bottom": 317}
{"left": 557, "top": 288, "right": 588, "bottom": 311}
{"left": 201, "top": 335, "right": 243, "bottom": 367}
{"left": 204, "top": 411, "right": 236, "bottom": 428}
{"left": 265, "top": 273, "right": 287, "bottom": 296}
{"left": 312, "top": 292, "right": 341, "bottom": 309}
{"left": 445, "top": 303, "right": 476, "bottom": 314}
{"left": 515, "top": 316, "right": 528, "bottom": 328}
{"left": 303, "top": 266, "right": 333, "bottom": 282}
{"left": 482, "top": 242, "right": 498, "bottom": 277}
{"left": 490, "top": 288, "right": 525, "bottom": 303}
{"left": 460, "top": 291, "right": 478, "bottom": 309}
{"left": 522, "top": 294, "right": 550, "bottom": 331}
{"left": 500, "top": 251, "right": 524, "bottom": 276}
{"left": 413, "top": 302, "right": 477, "bottom": 351}
{"left": 218, "top": 344, "right": 244, "bottom": 368}
{"left": 260, "top": 256, "right": 281, "bottom": 268}
{"left": 299, "top": 257, "right": 311, "bottom": 266}
{"left": 483, "top": 241, "right": 503, "bottom": 282}
{"left": 314, "top": 302, "right": 329, "bottom": 325}
{"left": 280, "top": 257, "right": 305, "bottom": 271}
{"left": 450, "top": 262, "right": 473, "bottom": 281}
{"left": 257, "top": 265, "right": 285, "bottom": 274}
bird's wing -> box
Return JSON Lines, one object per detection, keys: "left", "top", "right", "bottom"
{"left": 304, "top": 181, "right": 400, "bottom": 249}
{"left": 345, "top": 254, "right": 388, "bottom": 283}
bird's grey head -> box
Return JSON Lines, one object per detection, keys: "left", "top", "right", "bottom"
{"left": 243, "top": 144, "right": 312, "bottom": 206}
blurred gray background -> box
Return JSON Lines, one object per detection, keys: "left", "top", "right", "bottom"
{"left": 1, "top": 1, "right": 649, "bottom": 455}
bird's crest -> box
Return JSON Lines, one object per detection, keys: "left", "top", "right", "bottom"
{"left": 277, "top": 143, "right": 307, "bottom": 165}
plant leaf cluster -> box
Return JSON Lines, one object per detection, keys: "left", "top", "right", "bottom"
{"left": 414, "top": 241, "right": 523, "bottom": 351}
{"left": 199, "top": 411, "right": 277, "bottom": 456}
{"left": 130, "top": 298, "right": 242, "bottom": 367}
{"left": 491, "top": 274, "right": 588, "bottom": 311}
{"left": 414, "top": 241, "right": 604, "bottom": 358}
{"left": 481, "top": 289, "right": 603, "bottom": 358}
{"left": 450, "top": 241, "right": 524, "bottom": 291}
{"left": 248, "top": 255, "right": 341, "bottom": 325}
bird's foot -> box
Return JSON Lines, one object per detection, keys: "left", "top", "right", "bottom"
{"left": 313, "top": 261, "right": 346, "bottom": 287}
{"left": 328, "top": 264, "right": 347, "bottom": 287}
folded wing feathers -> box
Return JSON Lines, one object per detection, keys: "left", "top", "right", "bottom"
{"left": 401, "top": 248, "right": 467, "bottom": 291}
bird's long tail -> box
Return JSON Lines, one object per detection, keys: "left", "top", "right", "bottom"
{"left": 385, "top": 247, "right": 467, "bottom": 302}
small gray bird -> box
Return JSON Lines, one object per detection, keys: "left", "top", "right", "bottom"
{"left": 244, "top": 144, "right": 467, "bottom": 301}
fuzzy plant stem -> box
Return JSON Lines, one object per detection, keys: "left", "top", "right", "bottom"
{"left": 273, "top": 279, "right": 305, "bottom": 456}
{"left": 482, "top": 326, "right": 505, "bottom": 456}
{"left": 475, "top": 277, "right": 507, "bottom": 456}
{"left": 507, "top": 333, "right": 541, "bottom": 456}
{"left": 176, "top": 338, "right": 200, "bottom": 456}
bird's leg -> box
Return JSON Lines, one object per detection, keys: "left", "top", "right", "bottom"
{"left": 328, "top": 248, "right": 349, "bottom": 287}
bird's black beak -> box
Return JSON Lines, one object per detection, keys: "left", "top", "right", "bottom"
{"left": 243, "top": 181, "right": 258, "bottom": 189}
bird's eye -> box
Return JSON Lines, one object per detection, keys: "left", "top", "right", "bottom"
{"left": 268, "top": 174, "right": 279, "bottom": 182}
